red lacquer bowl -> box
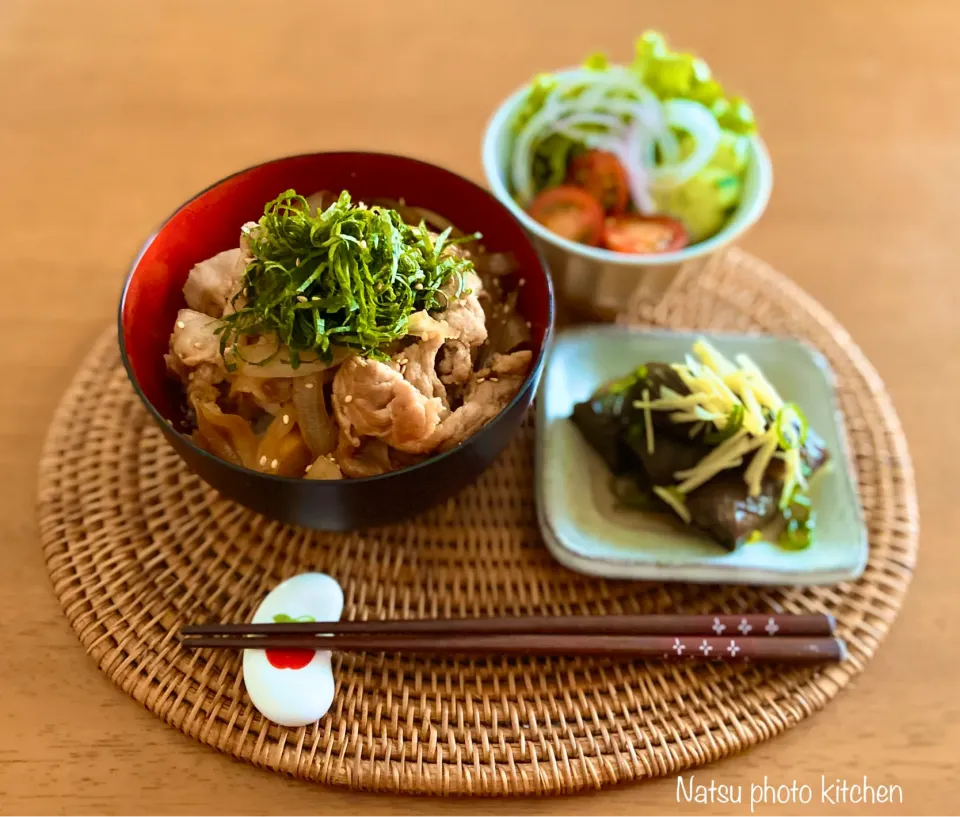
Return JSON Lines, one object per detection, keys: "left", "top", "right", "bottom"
{"left": 118, "top": 152, "right": 554, "bottom": 530}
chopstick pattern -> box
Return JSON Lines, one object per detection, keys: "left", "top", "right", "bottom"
{"left": 181, "top": 613, "right": 834, "bottom": 637}
{"left": 181, "top": 633, "right": 844, "bottom": 664}
{"left": 180, "top": 614, "right": 844, "bottom": 665}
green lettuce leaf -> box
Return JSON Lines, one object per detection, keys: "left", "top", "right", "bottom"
{"left": 511, "top": 73, "right": 556, "bottom": 135}
{"left": 530, "top": 134, "right": 582, "bottom": 193}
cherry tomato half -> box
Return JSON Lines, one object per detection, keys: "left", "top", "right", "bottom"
{"left": 567, "top": 150, "right": 630, "bottom": 214}
{"left": 603, "top": 214, "right": 689, "bottom": 254}
{"left": 527, "top": 186, "right": 605, "bottom": 246}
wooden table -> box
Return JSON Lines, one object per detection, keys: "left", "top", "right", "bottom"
{"left": 1, "top": 0, "right": 956, "bottom": 813}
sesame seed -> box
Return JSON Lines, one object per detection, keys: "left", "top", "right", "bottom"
{"left": 518, "top": 278, "right": 526, "bottom": 286}
{"left": 193, "top": 342, "right": 202, "bottom": 348}
{"left": 305, "top": 464, "right": 312, "bottom": 473}
{"left": 476, "top": 377, "right": 486, "bottom": 383}
{"left": 344, "top": 395, "right": 354, "bottom": 404}
{"left": 296, "top": 295, "right": 307, "bottom": 303}
{"left": 259, "top": 455, "right": 267, "bottom": 466}
{"left": 312, "top": 296, "right": 321, "bottom": 302}
{"left": 503, "top": 305, "right": 511, "bottom": 313}
{"left": 360, "top": 240, "right": 367, "bottom": 249}
{"left": 270, "top": 458, "right": 279, "bottom": 470}
{"left": 282, "top": 414, "right": 290, "bottom": 424}
{"left": 176, "top": 320, "right": 185, "bottom": 329}
{"left": 414, "top": 283, "right": 423, "bottom": 290}
{"left": 357, "top": 201, "right": 365, "bottom": 208}
{"left": 304, "top": 382, "right": 315, "bottom": 389}
{"left": 398, "top": 358, "right": 408, "bottom": 365}
{"left": 399, "top": 197, "right": 406, "bottom": 206}
{"left": 525, "top": 321, "right": 532, "bottom": 328}
{"left": 295, "top": 258, "right": 301, "bottom": 266}
{"left": 489, "top": 377, "right": 499, "bottom": 383}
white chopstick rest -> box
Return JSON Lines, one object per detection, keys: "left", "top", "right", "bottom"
{"left": 242, "top": 573, "right": 344, "bottom": 727}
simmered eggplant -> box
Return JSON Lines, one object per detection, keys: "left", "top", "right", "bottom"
{"left": 570, "top": 390, "right": 640, "bottom": 475}
{"left": 568, "top": 339, "right": 829, "bottom": 551}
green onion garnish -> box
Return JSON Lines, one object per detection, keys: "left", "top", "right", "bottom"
{"left": 605, "top": 365, "right": 649, "bottom": 396}
{"left": 607, "top": 376, "right": 635, "bottom": 395}
{"left": 217, "top": 190, "right": 477, "bottom": 368}
{"left": 778, "top": 513, "right": 816, "bottom": 551}
{"left": 778, "top": 489, "right": 815, "bottom": 550}
{"left": 704, "top": 403, "right": 744, "bottom": 444}
{"left": 775, "top": 402, "right": 808, "bottom": 450}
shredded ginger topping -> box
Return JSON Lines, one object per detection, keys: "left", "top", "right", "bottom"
{"left": 631, "top": 338, "right": 809, "bottom": 509}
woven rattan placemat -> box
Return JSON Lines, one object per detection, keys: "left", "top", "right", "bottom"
{"left": 38, "top": 248, "right": 917, "bottom": 795}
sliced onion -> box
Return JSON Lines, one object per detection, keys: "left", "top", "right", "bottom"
{"left": 551, "top": 112, "right": 628, "bottom": 134}
{"left": 370, "top": 198, "right": 465, "bottom": 235}
{"left": 305, "top": 454, "right": 343, "bottom": 480}
{"left": 513, "top": 67, "right": 728, "bottom": 213}
{"left": 304, "top": 190, "right": 337, "bottom": 214}
{"left": 542, "top": 89, "right": 678, "bottom": 217}
{"left": 292, "top": 373, "right": 338, "bottom": 457}
{"left": 235, "top": 357, "right": 342, "bottom": 379}
{"left": 255, "top": 407, "right": 312, "bottom": 476}
{"left": 234, "top": 338, "right": 350, "bottom": 379}
{"left": 255, "top": 405, "right": 297, "bottom": 464}
{"left": 656, "top": 124, "right": 681, "bottom": 166}
{"left": 553, "top": 67, "right": 657, "bottom": 105}
{"left": 194, "top": 402, "right": 259, "bottom": 469}
{"left": 631, "top": 97, "right": 680, "bottom": 165}
{"left": 584, "top": 130, "right": 657, "bottom": 214}
{"left": 650, "top": 99, "right": 721, "bottom": 189}
{"left": 620, "top": 152, "right": 656, "bottom": 215}
{"left": 400, "top": 206, "right": 461, "bottom": 235}
{"left": 269, "top": 431, "right": 312, "bottom": 477}
{"left": 511, "top": 91, "right": 567, "bottom": 201}
{"left": 512, "top": 67, "right": 666, "bottom": 202}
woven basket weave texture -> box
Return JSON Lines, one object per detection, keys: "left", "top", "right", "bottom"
{"left": 38, "top": 248, "right": 918, "bottom": 795}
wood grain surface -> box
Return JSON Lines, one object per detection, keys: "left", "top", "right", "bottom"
{"left": 1, "top": 0, "right": 957, "bottom": 814}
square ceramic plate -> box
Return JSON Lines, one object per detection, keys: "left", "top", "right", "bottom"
{"left": 536, "top": 326, "right": 869, "bottom": 585}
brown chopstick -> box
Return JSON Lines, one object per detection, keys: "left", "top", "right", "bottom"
{"left": 179, "top": 632, "right": 846, "bottom": 665}
{"left": 180, "top": 613, "right": 835, "bottom": 638}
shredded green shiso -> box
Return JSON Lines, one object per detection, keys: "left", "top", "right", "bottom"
{"left": 218, "top": 190, "right": 479, "bottom": 368}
